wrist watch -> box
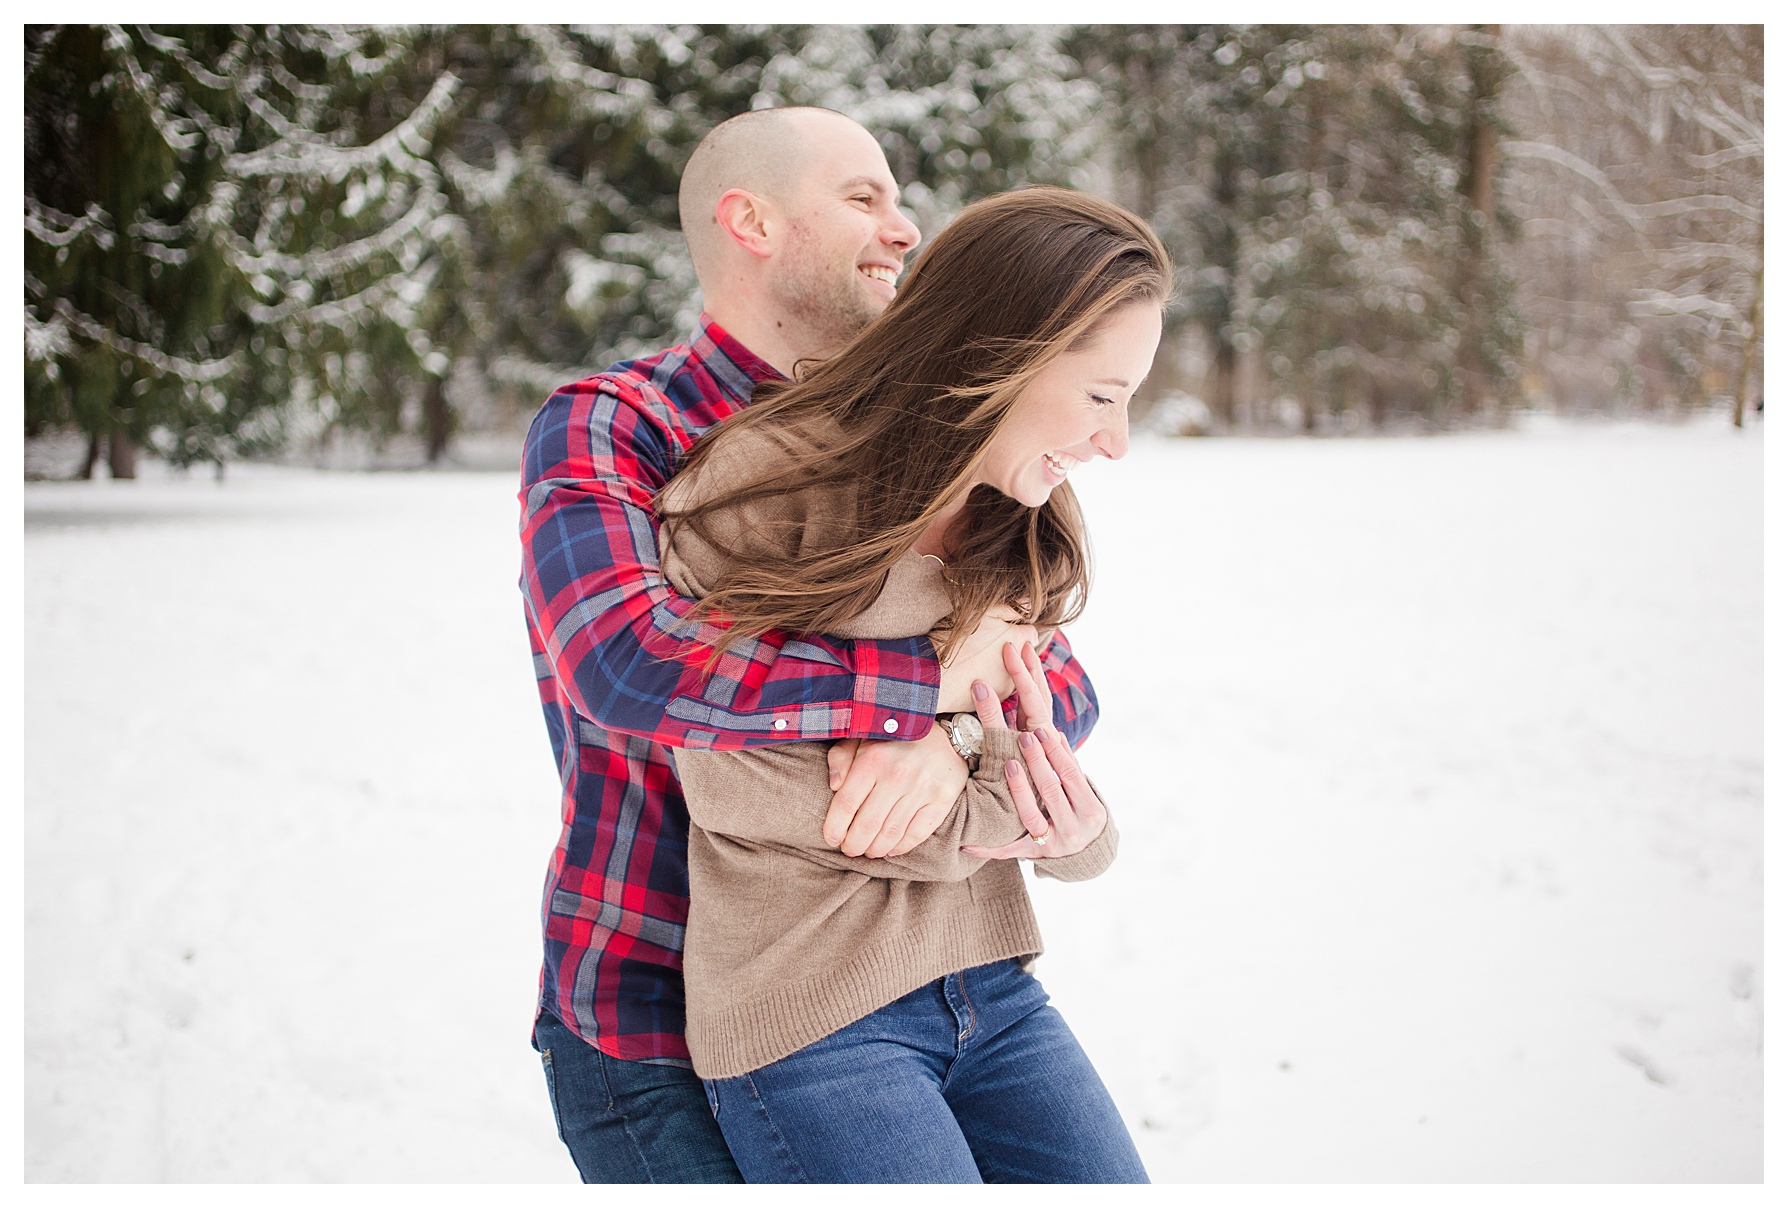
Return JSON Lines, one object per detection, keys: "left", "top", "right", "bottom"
{"left": 941, "top": 712, "right": 985, "bottom": 771}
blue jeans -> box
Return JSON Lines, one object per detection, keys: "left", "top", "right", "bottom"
{"left": 703, "top": 958, "right": 1149, "bottom": 1183}
{"left": 531, "top": 1010, "right": 743, "bottom": 1183}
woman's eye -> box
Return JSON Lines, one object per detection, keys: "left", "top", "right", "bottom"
{"left": 1090, "top": 394, "right": 1115, "bottom": 406}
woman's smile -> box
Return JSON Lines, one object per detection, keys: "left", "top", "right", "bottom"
{"left": 978, "top": 300, "right": 1163, "bottom": 508}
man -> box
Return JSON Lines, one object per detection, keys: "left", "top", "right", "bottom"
{"left": 518, "top": 106, "right": 1101, "bottom": 1183}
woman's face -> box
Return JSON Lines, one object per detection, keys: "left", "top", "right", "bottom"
{"left": 975, "top": 301, "right": 1162, "bottom": 508}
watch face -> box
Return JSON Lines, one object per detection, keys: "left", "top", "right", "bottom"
{"left": 954, "top": 712, "right": 984, "bottom": 751}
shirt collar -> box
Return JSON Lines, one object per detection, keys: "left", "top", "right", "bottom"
{"left": 691, "top": 313, "right": 785, "bottom": 395}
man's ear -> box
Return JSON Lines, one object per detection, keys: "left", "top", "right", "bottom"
{"left": 714, "top": 188, "right": 777, "bottom": 260}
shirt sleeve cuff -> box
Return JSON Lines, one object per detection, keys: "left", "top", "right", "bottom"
{"left": 846, "top": 633, "right": 940, "bottom": 740}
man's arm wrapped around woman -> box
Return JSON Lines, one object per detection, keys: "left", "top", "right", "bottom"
{"left": 659, "top": 422, "right": 1116, "bottom": 885}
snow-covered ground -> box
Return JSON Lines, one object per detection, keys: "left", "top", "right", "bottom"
{"left": 24, "top": 416, "right": 1762, "bottom": 1182}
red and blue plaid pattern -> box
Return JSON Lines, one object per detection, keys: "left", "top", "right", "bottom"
{"left": 519, "top": 315, "right": 1100, "bottom": 1063}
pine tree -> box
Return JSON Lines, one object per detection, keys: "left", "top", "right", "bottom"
{"left": 27, "top": 24, "right": 251, "bottom": 475}
{"left": 25, "top": 24, "right": 460, "bottom": 472}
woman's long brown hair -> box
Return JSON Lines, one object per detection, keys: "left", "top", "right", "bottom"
{"left": 660, "top": 186, "right": 1173, "bottom": 661}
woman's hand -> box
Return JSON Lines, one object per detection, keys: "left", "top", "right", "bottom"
{"left": 1000, "top": 637, "right": 1055, "bottom": 732}
{"left": 958, "top": 649, "right": 1108, "bottom": 861}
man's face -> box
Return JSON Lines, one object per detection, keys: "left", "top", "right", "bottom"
{"left": 765, "top": 116, "right": 923, "bottom": 349}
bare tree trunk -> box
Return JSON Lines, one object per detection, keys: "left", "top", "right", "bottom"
{"left": 423, "top": 375, "right": 451, "bottom": 464}
{"left": 79, "top": 431, "right": 102, "bottom": 480}
{"left": 1208, "top": 338, "right": 1237, "bottom": 429}
{"left": 108, "top": 430, "right": 137, "bottom": 479}
{"left": 1734, "top": 264, "right": 1762, "bottom": 429}
{"left": 1207, "top": 150, "right": 1240, "bottom": 429}
{"left": 1458, "top": 24, "right": 1502, "bottom": 422}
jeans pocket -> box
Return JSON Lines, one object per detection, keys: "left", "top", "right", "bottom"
{"left": 702, "top": 1077, "right": 722, "bottom": 1119}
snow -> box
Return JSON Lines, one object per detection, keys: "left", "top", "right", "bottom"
{"left": 23, "top": 416, "right": 1762, "bottom": 1182}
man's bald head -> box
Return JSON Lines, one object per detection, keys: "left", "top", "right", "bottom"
{"left": 673, "top": 105, "right": 921, "bottom": 372}
{"left": 679, "top": 107, "right": 870, "bottom": 289}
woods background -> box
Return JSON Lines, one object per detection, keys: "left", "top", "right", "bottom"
{"left": 23, "top": 24, "right": 1765, "bottom": 476}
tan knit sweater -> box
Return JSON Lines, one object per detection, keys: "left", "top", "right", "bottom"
{"left": 658, "top": 422, "right": 1118, "bottom": 1079}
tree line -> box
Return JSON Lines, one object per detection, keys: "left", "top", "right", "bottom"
{"left": 23, "top": 24, "right": 1763, "bottom": 477}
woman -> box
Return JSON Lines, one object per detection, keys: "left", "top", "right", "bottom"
{"left": 656, "top": 187, "right": 1167, "bottom": 1183}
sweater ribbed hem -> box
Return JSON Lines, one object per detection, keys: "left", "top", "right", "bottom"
{"left": 687, "top": 891, "right": 1043, "bottom": 1079}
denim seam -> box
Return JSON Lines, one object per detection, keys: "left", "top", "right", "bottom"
{"left": 742, "top": 1072, "right": 811, "bottom": 1184}
{"left": 957, "top": 970, "right": 978, "bottom": 1042}
{"left": 596, "top": 1051, "right": 671, "bottom": 1182}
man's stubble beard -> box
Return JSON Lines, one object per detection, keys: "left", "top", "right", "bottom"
{"left": 768, "top": 220, "right": 887, "bottom": 352}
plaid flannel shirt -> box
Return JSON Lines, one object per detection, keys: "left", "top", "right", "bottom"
{"left": 518, "top": 315, "right": 1100, "bottom": 1064}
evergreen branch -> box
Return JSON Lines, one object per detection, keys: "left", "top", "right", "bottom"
{"left": 267, "top": 59, "right": 338, "bottom": 105}
{"left": 50, "top": 299, "right": 240, "bottom": 382}
{"left": 218, "top": 182, "right": 448, "bottom": 280}
{"left": 438, "top": 146, "right": 524, "bottom": 208}
{"left": 25, "top": 306, "right": 76, "bottom": 363}
{"left": 345, "top": 33, "right": 406, "bottom": 79}
{"left": 225, "top": 71, "right": 460, "bottom": 181}
{"left": 102, "top": 25, "right": 203, "bottom": 153}
{"left": 517, "top": 25, "right": 653, "bottom": 120}
{"left": 25, "top": 198, "right": 115, "bottom": 250}
{"left": 135, "top": 25, "right": 238, "bottom": 91}
{"left": 248, "top": 257, "right": 440, "bottom": 331}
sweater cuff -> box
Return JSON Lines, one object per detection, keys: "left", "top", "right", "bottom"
{"left": 975, "top": 726, "right": 1024, "bottom": 781}
{"left": 1031, "top": 779, "right": 1118, "bottom": 883}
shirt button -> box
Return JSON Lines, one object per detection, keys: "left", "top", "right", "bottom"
{"left": 772, "top": 718, "right": 788, "bottom": 731}
{"left": 883, "top": 718, "right": 899, "bottom": 734}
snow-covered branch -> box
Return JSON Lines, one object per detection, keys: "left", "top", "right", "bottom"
{"left": 488, "top": 353, "right": 584, "bottom": 396}
{"left": 1502, "top": 141, "right": 1653, "bottom": 250}
{"left": 1632, "top": 194, "right": 1762, "bottom": 224}
{"left": 517, "top": 25, "right": 652, "bottom": 120}
{"left": 218, "top": 183, "right": 449, "bottom": 280}
{"left": 136, "top": 25, "right": 238, "bottom": 92}
{"left": 24, "top": 307, "right": 76, "bottom": 363}
{"left": 102, "top": 25, "right": 202, "bottom": 154}
{"left": 25, "top": 199, "right": 115, "bottom": 250}
{"left": 1626, "top": 291, "right": 1741, "bottom": 324}
{"left": 225, "top": 72, "right": 460, "bottom": 182}
{"left": 49, "top": 299, "right": 240, "bottom": 382}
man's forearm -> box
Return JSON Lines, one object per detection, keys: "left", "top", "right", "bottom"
{"left": 521, "top": 383, "right": 943, "bottom": 750}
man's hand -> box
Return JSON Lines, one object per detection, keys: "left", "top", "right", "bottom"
{"left": 936, "top": 610, "right": 1038, "bottom": 713}
{"left": 823, "top": 725, "right": 969, "bottom": 858}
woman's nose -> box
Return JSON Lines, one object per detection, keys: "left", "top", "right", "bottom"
{"left": 1095, "top": 408, "right": 1130, "bottom": 461}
